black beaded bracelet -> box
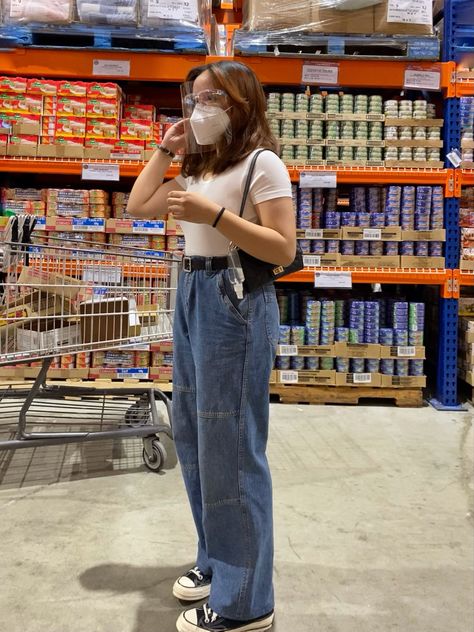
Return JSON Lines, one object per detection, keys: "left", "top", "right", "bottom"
{"left": 212, "top": 207, "right": 226, "bottom": 228}
{"left": 157, "top": 144, "right": 175, "bottom": 159}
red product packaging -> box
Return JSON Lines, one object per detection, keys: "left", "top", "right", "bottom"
{"left": 40, "top": 136, "right": 57, "bottom": 145}
{"left": 9, "top": 135, "right": 38, "bottom": 145}
{"left": 27, "top": 78, "right": 58, "bottom": 96}
{"left": 87, "top": 82, "right": 122, "bottom": 99}
{"left": 55, "top": 136, "right": 85, "bottom": 147}
{"left": 123, "top": 104, "right": 156, "bottom": 121}
{"left": 41, "top": 116, "right": 57, "bottom": 136}
{"left": 43, "top": 96, "right": 58, "bottom": 116}
{"left": 55, "top": 117, "right": 87, "bottom": 137}
{"left": 120, "top": 119, "right": 153, "bottom": 140}
{"left": 86, "top": 118, "right": 119, "bottom": 139}
{"left": 58, "top": 81, "right": 88, "bottom": 97}
{"left": 86, "top": 98, "right": 120, "bottom": 119}
{"left": 0, "top": 95, "right": 43, "bottom": 115}
{"left": 85, "top": 138, "right": 116, "bottom": 149}
{"left": 0, "top": 77, "right": 27, "bottom": 94}
{"left": 111, "top": 139, "right": 145, "bottom": 159}
{"left": 57, "top": 96, "right": 87, "bottom": 117}
{"left": 0, "top": 135, "right": 8, "bottom": 146}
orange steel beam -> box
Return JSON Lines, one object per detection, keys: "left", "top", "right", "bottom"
{"left": 459, "top": 270, "right": 474, "bottom": 292}
{"left": 461, "top": 169, "right": 474, "bottom": 188}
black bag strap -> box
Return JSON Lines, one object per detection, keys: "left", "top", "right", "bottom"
{"left": 238, "top": 148, "right": 271, "bottom": 218}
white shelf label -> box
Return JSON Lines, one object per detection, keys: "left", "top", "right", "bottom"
{"left": 314, "top": 271, "right": 352, "bottom": 288}
{"left": 93, "top": 59, "right": 131, "bottom": 77}
{"left": 353, "top": 373, "right": 372, "bottom": 384}
{"left": 303, "top": 255, "right": 321, "bottom": 268}
{"left": 72, "top": 218, "right": 105, "bottom": 232}
{"left": 83, "top": 266, "right": 122, "bottom": 284}
{"left": 280, "top": 370, "right": 299, "bottom": 384}
{"left": 299, "top": 171, "right": 337, "bottom": 189}
{"left": 82, "top": 163, "right": 120, "bottom": 182}
{"left": 305, "top": 229, "right": 323, "bottom": 239}
{"left": 387, "top": 0, "right": 432, "bottom": 26}
{"left": 147, "top": 0, "right": 199, "bottom": 21}
{"left": 132, "top": 220, "right": 166, "bottom": 235}
{"left": 363, "top": 228, "right": 382, "bottom": 240}
{"left": 277, "top": 345, "right": 298, "bottom": 357}
{"left": 397, "top": 346, "right": 416, "bottom": 357}
{"left": 404, "top": 69, "right": 441, "bottom": 91}
{"left": 302, "top": 63, "right": 339, "bottom": 85}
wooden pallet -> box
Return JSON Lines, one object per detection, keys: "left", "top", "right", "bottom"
{"left": 270, "top": 384, "right": 423, "bottom": 407}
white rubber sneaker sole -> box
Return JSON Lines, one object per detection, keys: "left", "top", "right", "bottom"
{"left": 172, "top": 579, "right": 211, "bottom": 602}
{"left": 176, "top": 611, "right": 274, "bottom": 632}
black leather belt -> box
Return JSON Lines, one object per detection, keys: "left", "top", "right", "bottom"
{"left": 182, "top": 256, "right": 229, "bottom": 272}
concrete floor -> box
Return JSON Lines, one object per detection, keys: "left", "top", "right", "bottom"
{"left": 0, "top": 403, "right": 473, "bottom": 632}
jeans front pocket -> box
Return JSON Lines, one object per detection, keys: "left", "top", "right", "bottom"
{"left": 262, "top": 283, "right": 280, "bottom": 348}
{"left": 217, "top": 270, "right": 250, "bottom": 326}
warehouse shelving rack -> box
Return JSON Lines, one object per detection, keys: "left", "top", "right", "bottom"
{"left": 0, "top": 1, "right": 469, "bottom": 406}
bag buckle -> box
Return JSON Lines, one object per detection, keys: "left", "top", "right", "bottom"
{"left": 182, "top": 256, "right": 192, "bottom": 272}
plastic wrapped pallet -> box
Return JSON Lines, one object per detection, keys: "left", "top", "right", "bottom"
{"left": 77, "top": 0, "right": 139, "bottom": 26}
{"left": 139, "top": 0, "right": 211, "bottom": 29}
{"left": 242, "top": 0, "right": 433, "bottom": 35}
{"left": 2, "top": 0, "right": 74, "bottom": 24}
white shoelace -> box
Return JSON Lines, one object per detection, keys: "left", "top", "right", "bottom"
{"left": 203, "top": 603, "right": 218, "bottom": 624}
{"left": 189, "top": 566, "right": 203, "bottom": 582}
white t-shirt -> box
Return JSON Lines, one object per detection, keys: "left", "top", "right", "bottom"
{"left": 174, "top": 149, "right": 292, "bottom": 257}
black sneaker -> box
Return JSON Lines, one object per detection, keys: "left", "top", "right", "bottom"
{"left": 176, "top": 602, "right": 274, "bottom": 632}
{"left": 173, "top": 567, "right": 212, "bottom": 601}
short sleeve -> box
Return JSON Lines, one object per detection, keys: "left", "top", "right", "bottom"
{"left": 174, "top": 174, "right": 188, "bottom": 190}
{"left": 249, "top": 151, "right": 292, "bottom": 205}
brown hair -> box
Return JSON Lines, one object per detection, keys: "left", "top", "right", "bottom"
{"left": 181, "top": 60, "right": 278, "bottom": 178}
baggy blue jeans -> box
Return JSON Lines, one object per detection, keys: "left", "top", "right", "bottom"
{"left": 172, "top": 266, "right": 280, "bottom": 621}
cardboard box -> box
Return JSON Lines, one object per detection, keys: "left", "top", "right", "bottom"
{"left": 379, "top": 345, "right": 425, "bottom": 359}
{"left": 339, "top": 255, "right": 400, "bottom": 268}
{"left": 27, "top": 78, "right": 58, "bottom": 96}
{"left": 46, "top": 217, "right": 106, "bottom": 232}
{"left": 460, "top": 259, "right": 474, "bottom": 271}
{"left": 87, "top": 99, "right": 121, "bottom": 119}
{"left": 401, "top": 229, "right": 446, "bottom": 241}
{"left": 16, "top": 321, "right": 81, "bottom": 353}
{"left": 311, "top": 0, "right": 375, "bottom": 34}
{"left": 87, "top": 82, "right": 122, "bottom": 99}
{"left": 58, "top": 81, "right": 88, "bottom": 97}
{"left": 89, "top": 367, "right": 149, "bottom": 380}
{"left": 400, "top": 256, "right": 446, "bottom": 269}
{"left": 79, "top": 297, "right": 141, "bottom": 346}
{"left": 165, "top": 215, "right": 183, "bottom": 236}
{"left": 374, "top": 0, "right": 433, "bottom": 35}
{"left": 150, "top": 340, "right": 173, "bottom": 352}
{"left": 18, "top": 267, "right": 83, "bottom": 300}
{"left": 277, "top": 369, "right": 336, "bottom": 385}
{"left": 0, "top": 76, "right": 27, "bottom": 94}
{"left": 86, "top": 118, "right": 119, "bottom": 139}
{"left": 380, "top": 375, "right": 427, "bottom": 388}
{"left": 459, "top": 369, "right": 474, "bottom": 387}
{"left": 55, "top": 117, "right": 86, "bottom": 138}
{"left": 243, "top": 0, "right": 311, "bottom": 30}
{"left": 335, "top": 342, "right": 381, "bottom": 358}
{"left": 341, "top": 227, "right": 402, "bottom": 241}
{"left": 6, "top": 144, "right": 37, "bottom": 158}
{"left": 336, "top": 372, "right": 382, "bottom": 387}
{"left": 57, "top": 97, "right": 87, "bottom": 118}
{"left": 120, "top": 119, "right": 153, "bottom": 141}
{"left": 459, "top": 298, "right": 474, "bottom": 317}
{"left": 37, "top": 144, "right": 84, "bottom": 159}
{"left": 149, "top": 366, "right": 173, "bottom": 382}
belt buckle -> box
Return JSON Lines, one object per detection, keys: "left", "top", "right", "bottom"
{"left": 182, "top": 256, "right": 192, "bottom": 273}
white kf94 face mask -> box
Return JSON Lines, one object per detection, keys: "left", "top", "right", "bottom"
{"left": 189, "top": 103, "right": 231, "bottom": 146}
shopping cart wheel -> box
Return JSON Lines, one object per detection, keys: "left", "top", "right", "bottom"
{"left": 125, "top": 403, "right": 151, "bottom": 428}
{"left": 142, "top": 438, "right": 167, "bottom": 472}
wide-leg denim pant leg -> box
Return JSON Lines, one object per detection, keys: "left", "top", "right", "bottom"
{"left": 172, "top": 269, "right": 280, "bottom": 621}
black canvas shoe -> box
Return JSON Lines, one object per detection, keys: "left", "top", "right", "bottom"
{"left": 173, "top": 567, "right": 212, "bottom": 601}
{"left": 176, "top": 602, "right": 274, "bottom": 632}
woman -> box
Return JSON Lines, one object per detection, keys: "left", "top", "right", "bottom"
{"left": 127, "top": 60, "right": 296, "bottom": 632}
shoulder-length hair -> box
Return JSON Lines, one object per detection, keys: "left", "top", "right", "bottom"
{"left": 181, "top": 60, "right": 278, "bottom": 178}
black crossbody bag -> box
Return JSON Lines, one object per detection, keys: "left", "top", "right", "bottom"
{"left": 234, "top": 149, "right": 303, "bottom": 293}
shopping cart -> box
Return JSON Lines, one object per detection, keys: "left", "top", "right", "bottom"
{"left": 0, "top": 217, "right": 179, "bottom": 472}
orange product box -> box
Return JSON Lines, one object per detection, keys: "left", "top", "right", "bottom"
{"left": 120, "top": 119, "right": 153, "bottom": 140}
{"left": 85, "top": 137, "right": 116, "bottom": 149}
{"left": 9, "top": 135, "right": 38, "bottom": 145}
{"left": 55, "top": 136, "right": 85, "bottom": 147}
{"left": 40, "top": 135, "right": 57, "bottom": 145}
{"left": 41, "top": 116, "right": 57, "bottom": 136}
{"left": 27, "top": 78, "right": 58, "bottom": 96}
{"left": 86, "top": 98, "right": 121, "bottom": 119}
{"left": 57, "top": 96, "right": 87, "bottom": 117}
{"left": 0, "top": 95, "right": 43, "bottom": 115}
{"left": 86, "top": 118, "right": 119, "bottom": 139}
{"left": 55, "top": 117, "right": 87, "bottom": 138}
{"left": 87, "top": 82, "right": 122, "bottom": 99}
{"left": 123, "top": 104, "right": 156, "bottom": 121}
{"left": 58, "top": 81, "right": 88, "bottom": 97}
{"left": 43, "top": 96, "right": 58, "bottom": 116}
{"left": 0, "top": 76, "right": 27, "bottom": 94}
{"left": 111, "top": 139, "right": 145, "bottom": 159}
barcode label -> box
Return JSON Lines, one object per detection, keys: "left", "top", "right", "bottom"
{"left": 277, "top": 345, "right": 298, "bottom": 356}
{"left": 305, "top": 229, "right": 323, "bottom": 239}
{"left": 303, "top": 255, "right": 321, "bottom": 267}
{"left": 363, "top": 228, "right": 382, "bottom": 240}
{"left": 280, "top": 371, "right": 299, "bottom": 384}
{"left": 397, "top": 346, "right": 416, "bottom": 357}
{"left": 353, "top": 373, "right": 372, "bottom": 383}
{"left": 83, "top": 266, "right": 121, "bottom": 284}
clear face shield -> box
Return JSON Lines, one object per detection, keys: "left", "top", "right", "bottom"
{"left": 181, "top": 82, "right": 233, "bottom": 154}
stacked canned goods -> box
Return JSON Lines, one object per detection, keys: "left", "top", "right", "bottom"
{"left": 275, "top": 291, "right": 426, "bottom": 377}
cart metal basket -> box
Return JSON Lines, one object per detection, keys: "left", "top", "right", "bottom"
{"left": 0, "top": 218, "right": 179, "bottom": 472}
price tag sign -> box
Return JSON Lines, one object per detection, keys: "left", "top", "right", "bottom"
{"left": 299, "top": 171, "right": 337, "bottom": 188}
{"left": 279, "top": 370, "right": 299, "bottom": 384}
{"left": 404, "top": 68, "right": 441, "bottom": 91}
{"left": 132, "top": 220, "right": 166, "bottom": 235}
{"left": 72, "top": 218, "right": 105, "bottom": 232}
{"left": 397, "top": 346, "right": 416, "bottom": 357}
{"left": 314, "top": 271, "right": 352, "bottom": 288}
{"left": 302, "top": 63, "right": 339, "bottom": 85}
{"left": 353, "top": 373, "right": 372, "bottom": 384}
{"left": 305, "top": 229, "right": 323, "bottom": 239}
{"left": 277, "top": 345, "right": 298, "bottom": 357}
{"left": 303, "top": 255, "right": 321, "bottom": 268}
{"left": 82, "top": 163, "right": 120, "bottom": 182}
{"left": 363, "top": 228, "right": 382, "bottom": 240}
{"left": 93, "top": 59, "right": 131, "bottom": 77}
